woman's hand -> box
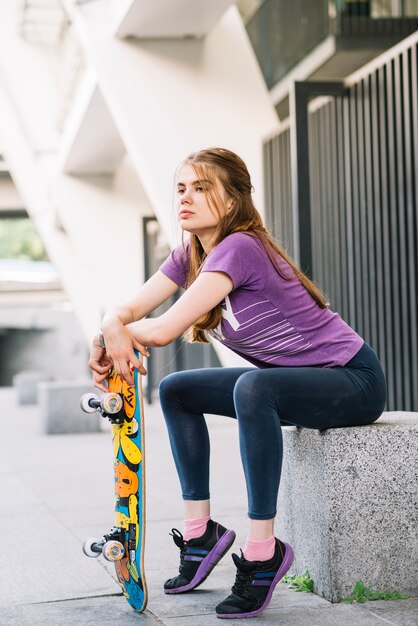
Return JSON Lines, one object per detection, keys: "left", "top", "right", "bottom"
{"left": 101, "top": 323, "right": 150, "bottom": 386}
{"left": 88, "top": 335, "right": 114, "bottom": 392}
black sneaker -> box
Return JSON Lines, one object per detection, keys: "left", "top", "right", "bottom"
{"left": 164, "top": 519, "right": 236, "bottom": 594}
{"left": 215, "top": 538, "right": 294, "bottom": 619}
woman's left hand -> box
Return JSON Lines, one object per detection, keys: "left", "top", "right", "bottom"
{"left": 101, "top": 324, "right": 149, "bottom": 386}
{"left": 88, "top": 334, "right": 114, "bottom": 392}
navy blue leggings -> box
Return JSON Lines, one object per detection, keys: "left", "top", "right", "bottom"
{"left": 159, "top": 342, "right": 386, "bottom": 520}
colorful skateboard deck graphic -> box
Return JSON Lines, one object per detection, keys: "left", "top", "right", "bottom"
{"left": 108, "top": 361, "right": 147, "bottom": 611}
{"left": 81, "top": 352, "right": 147, "bottom": 612}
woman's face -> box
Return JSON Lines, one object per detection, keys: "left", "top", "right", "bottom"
{"left": 176, "top": 163, "right": 230, "bottom": 247}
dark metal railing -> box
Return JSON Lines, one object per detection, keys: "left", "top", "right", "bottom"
{"left": 263, "top": 123, "right": 294, "bottom": 256}
{"left": 264, "top": 33, "right": 418, "bottom": 410}
{"left": 332, "top": 14, "right": 418, "bottom": 35}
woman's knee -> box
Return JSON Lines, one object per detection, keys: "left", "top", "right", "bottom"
{"left": 233, "top": 369, "right": 276, "bottom": 411}
{"left": 158, "top": 371, "right": 185, "bottom": 404}
{"left": 159, "top": 369, "right": 208, "bottom": 406}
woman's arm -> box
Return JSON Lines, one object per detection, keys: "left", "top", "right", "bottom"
{"left": 128, "top": 271, "right": 233, "bottom": 346}
{"left": 101, "top": 270, "right": 181, "bottom": 329}
{"left": 108, "top": 270, "right": 233, "bottom": 384}
{"left": 89, "top": 271, "right": 180, "bottom": 390}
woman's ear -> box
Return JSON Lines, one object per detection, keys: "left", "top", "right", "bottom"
{"left": 226, "top": 198, "right": 236, "bottom": 213}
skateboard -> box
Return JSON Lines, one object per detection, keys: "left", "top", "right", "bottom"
{"left": 80, "top": 353, "right": 147, "bottom": 612}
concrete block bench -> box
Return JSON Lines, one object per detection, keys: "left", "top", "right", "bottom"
{"left": 276, "top": 412, "right": 418, "bottom": 602}
{"left": 12, "top": 370, "right": 51, "bottom": 405}
{"left": 38, "top": 380, "right": 101, "bottom": 434}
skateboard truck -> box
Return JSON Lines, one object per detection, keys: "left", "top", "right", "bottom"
{"left": 80, "top": 392, "right": 125, "bottom": 424}
{"left": 82, "top": 524, "right": 137, "bottom": 564}
{"left": 83, "top": 526, "right": 126, "bottom": 562}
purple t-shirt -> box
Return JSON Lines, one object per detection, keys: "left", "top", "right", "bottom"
{"left": 159, "top": 232, "right": 363, "bottom": 368}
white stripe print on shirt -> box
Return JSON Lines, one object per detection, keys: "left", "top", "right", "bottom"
{"left": 210, "top": 295, "right": 311, "bottom": 358}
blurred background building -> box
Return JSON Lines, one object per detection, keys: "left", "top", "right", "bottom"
{"left": 0, "top": 0, "right": 416, "bottom": 409}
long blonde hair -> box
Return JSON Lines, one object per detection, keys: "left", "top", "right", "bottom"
{"left": 177, "top": 147, "right": 328, "bottom": 343}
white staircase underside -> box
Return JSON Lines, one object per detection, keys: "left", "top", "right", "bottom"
{"left": 113, "top": 0, "right": 237, "bottom": 39}
{"left": 60, "top": 70, "right": 126, "bottom": 174}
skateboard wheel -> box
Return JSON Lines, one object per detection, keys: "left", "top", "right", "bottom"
{"left": 82, "top": 537, "right": 101, "bottom": 558}
{"left": 80, "top": 393, "right": 100, "bottom": 413}
{"left": 101, "top": 392, "right": 123, "bottom": 415}
{"left": 102, "top": 540, "right": 125, "bottom": 562}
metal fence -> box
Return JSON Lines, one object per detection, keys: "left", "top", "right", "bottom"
{"left": 263, "top": 122, "right": 294, "bottom": 256}
{"left": 264, "top": 33, "right": 418, "bottom": 410}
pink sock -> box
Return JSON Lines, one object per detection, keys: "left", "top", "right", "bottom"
{"left": 183, "top": 515, "right": 211, "bottom": 541}
{"left": 243, "top": 536, "right": 276, "bottom": 562}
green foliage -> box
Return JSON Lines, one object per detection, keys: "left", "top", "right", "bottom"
{"left": 281, "top": 569, "right": 314, "bottom": 592}
{"left": 340, "top": 580, "right": 410, "bottom": 603}
{"left": 0, "top": 218, "right": 48, "bottom": 261}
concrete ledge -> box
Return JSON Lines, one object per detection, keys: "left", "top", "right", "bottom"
{"left": 277, "top": 411, "right": 418, "bottom": 602}
{"left": 38, "top": 380, "right": 101, "bottom": 434}
{"left": 12, "top": 370, "right": 51, "bottom": 405}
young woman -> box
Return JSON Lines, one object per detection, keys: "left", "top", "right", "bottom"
{"left": 89, "top": 147, "right": 387, "bottom": 619}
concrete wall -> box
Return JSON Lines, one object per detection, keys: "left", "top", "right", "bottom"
{"left": 0, "top": 301, "right": 90, "bottom": 385}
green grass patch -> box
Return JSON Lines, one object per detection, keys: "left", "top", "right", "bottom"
{"left": 341, "top": 580, "right": 410, "bottom": 603}
{"left": 281, "top": 570, "right": 314, "bottom": 593}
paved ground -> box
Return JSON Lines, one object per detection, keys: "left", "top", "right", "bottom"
{"left": 0, "top": 386, "right": 416, "bottom": 625}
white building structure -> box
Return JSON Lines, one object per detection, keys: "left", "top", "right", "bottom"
{"left": 0, "top": 0, "right": 279, "bottom": 369}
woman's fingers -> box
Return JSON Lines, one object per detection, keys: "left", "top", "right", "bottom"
{"left": 92, "top": 352, "right": 148, "bottom": 391}
{"left": 91, "top": 363, "right": 112, "bottom": 375}
{"left": 95, "top": 330, "right": 150, "bottom": 385}
{"left": 113, "top": 357, "right": 148, "bottom": 385}
{"left": 115, "top": 359, "right": 134, "bottom": 387}
{"left": 130, "top": 342, "right": 149, "bottom": 376}
{"left": 92, "top": 372, "right": 109, "bottom": 392}
{"left": 137, "top": 362, "right": 148, "bottom": 376}
{"left": 131, "top": 346, "right": 148, "bottom": 376}
{"left": 128, "top": 350, "right": 142, "bottom": 373}
{"left": 88, "top": 341, "right": 113, "bottom": 373}
{"left": 94, "top": 382, "right": 109, "bottom": 393}
{"left": 110, "top": 338, "right": 149, "bottom": 382}
{"left": 134, "top": 342, "right": 151, "bottom": 359}
{"left": 89, "top": 329, "right": 150, "bottom": 389}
